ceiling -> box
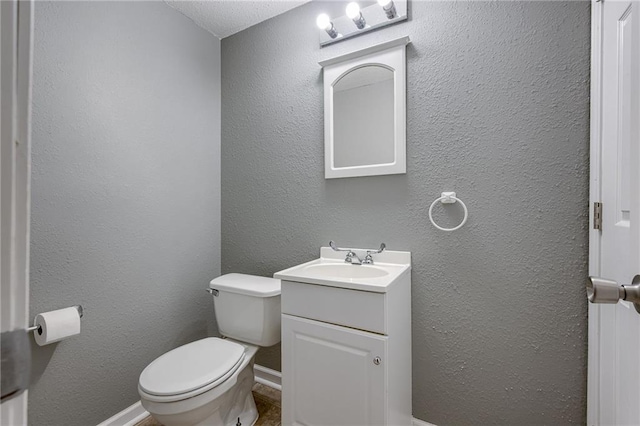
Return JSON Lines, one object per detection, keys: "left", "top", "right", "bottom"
{"left": 165, "top": 0, "right": 311, "bottom": 39}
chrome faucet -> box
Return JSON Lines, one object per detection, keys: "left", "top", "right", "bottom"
{"left": 345, "top": 250, "right": 363, "bottom": 265}
{"left": 329, "top": 241, "right": 386, "bottom": 265}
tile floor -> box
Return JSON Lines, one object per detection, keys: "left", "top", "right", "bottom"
{"left": 135, "top": 383, "right": 281, "bottom": 426}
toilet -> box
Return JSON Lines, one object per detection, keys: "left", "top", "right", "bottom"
{"left": 138, "top": 273, "right": 281, "bottom": 426}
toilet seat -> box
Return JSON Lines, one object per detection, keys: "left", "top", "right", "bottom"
{"left": 139, "top": 338, "right": 245, "bottom": 402}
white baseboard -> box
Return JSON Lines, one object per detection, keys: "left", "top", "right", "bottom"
{"left": 96, "top": 400, "right": 149, "bottom": 426}
{"left": 254, "top": 364, "right": 282, "bottom": 390}
{"left": 412, "top": 418, "right": 437, "bottom": 426}
{"left": 254, "top": 364, "right": 436, "bottom": 426}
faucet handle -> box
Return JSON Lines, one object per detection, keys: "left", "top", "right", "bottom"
{"left": 330, "top": 240, "right": 350, "bottom": 252}
{"left": 362, "top": 244, "right": 385, "bottom": 265}
{"left": 372, "top": 243, "right": 386, "bottom": 254}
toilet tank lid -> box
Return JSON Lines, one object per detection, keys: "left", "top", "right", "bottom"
{"left": 209, "top": 273, "right": 281, "bottom": 297}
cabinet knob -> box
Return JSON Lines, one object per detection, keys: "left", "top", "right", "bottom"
{"left": 373, "top": 356, "right": 381, "bottom": 365}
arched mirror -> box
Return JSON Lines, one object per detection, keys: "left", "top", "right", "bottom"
{"left": 320, "top": 36, "right": 409, "bottom": 179}
{"left": 333, "top": 65, "right": 395, "bottom": 168}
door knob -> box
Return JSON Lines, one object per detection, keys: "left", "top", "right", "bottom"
{"left": 587, "top": 275, "right": 640, "bottom": 314}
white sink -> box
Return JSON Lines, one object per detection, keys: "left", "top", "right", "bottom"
{"left": 303, "top": 263, "right": 389, "bottom": 279}
{"left": 274, "top": 247, "right": 411, "bottom": 292}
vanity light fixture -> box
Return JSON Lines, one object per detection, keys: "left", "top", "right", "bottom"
{"left": 316, "top": 0, "right": 407, "bottom": 46}
{"left": 377, "top": 0, "right": 397, "bottom": 19}
{"left": 346, "top": 2, "right": 366, "bottom": 30}
{"left": 316, "top": 13, "right": 339, "bottom": 39}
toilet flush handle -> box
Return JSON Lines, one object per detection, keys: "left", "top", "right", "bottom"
{"left": 205, "top": 288, "right": 219, "bottom": 296}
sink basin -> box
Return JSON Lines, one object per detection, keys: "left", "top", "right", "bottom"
{"left": 274, "top": 246, "right": 411, "bottom": 293}
{"left": 303, "top": 263, "right": 389, "bottom": 279}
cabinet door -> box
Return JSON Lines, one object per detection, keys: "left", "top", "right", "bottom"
{"left": 282, "top": 314, "right": 388, "bottom": 426}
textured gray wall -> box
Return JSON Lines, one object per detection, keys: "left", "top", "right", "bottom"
{"left": 221, "top": 1, "right": 590, "bottom": 424}
{"left": 30, "top": 2, "right": 220, "bottom": 425}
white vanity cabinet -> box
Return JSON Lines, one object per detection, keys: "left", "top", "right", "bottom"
{"left": 282, "top": 314, "right": 387, "bottom": 425}
{"left": 275, "top": 248, "right": 412, "bottom": 426}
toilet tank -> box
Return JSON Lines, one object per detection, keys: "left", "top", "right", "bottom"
{"left": 209, "top": 273, "right": 281, "bottom": 347}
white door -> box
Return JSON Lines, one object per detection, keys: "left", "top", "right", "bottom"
{"left": 588, "top": 0, "right": 640, "bottom": 424}
{"left": 282, "top": 314, "right": 387, "bottom": 426}
{"left": 1, "top": 0, "right": 33, "bottom": 423}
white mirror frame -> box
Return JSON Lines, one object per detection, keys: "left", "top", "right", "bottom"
{"left": 320, "top": 36, "right": 410, "bottom": 179}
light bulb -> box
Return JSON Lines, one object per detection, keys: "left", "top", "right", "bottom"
{"left": 346, "top": 2, "right": 366, "bottom": 29}
{"left": 316, "top": 13, "right": 338, "bottom": 38}
{"left": 316, "top": 13, "right": 331, "bottom": 30}
{"left": 346, "top": 2, "right": 361, "bottom": 19}
{"left": 377, "top": 0, "right": 397, "bottom": 19}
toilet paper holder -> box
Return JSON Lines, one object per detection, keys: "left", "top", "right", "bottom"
{"left": 27, "top": 305, "right": 84, "bottom": 334}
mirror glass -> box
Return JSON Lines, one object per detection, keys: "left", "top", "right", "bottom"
{"left": 332, "top": 65, "right": 395, "bottom": 168}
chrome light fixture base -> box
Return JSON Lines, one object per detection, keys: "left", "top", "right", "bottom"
{"left": 318, "top": 0, "right": 407, "bottom": 47}
{"left": 382, "top": 2, "right": 397, "bottom": 19}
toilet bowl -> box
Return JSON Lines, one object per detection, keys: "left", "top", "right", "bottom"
{"left": 138, "top": 274, "right": 281, "bottom": 426}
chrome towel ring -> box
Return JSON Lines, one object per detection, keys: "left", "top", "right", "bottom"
{"left": 428, "top": 192, "right": 468, "bottom": 232}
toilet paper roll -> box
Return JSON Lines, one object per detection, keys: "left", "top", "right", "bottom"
{"left": 33, "top": 307, "right": 81, "bottom": 346}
